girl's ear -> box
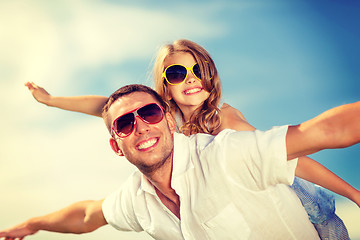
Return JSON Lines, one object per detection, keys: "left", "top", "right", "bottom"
{"left": 109, "top": 138, "right": 124, "bottom": 156}
{"left": 165, "top": 112, "right": 177, "bottom": 134}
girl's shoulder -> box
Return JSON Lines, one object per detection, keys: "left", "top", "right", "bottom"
{"left": 217, "top": 103, "right": 256, "bottom": 132}
{"left": 220, "top": 103, "right": 246, "bottom": 120}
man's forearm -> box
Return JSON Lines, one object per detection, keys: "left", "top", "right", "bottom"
{"left": 0, "top": 200, "right": 106, "bottom": 239}
{"left": 30, "top": 201, "right": 95, "bottom": 233}
{"left": 309, "top": 101, "right": 360, "bottom": 148}
{"left": 287, "top": 101, "right": 360, "bottom": 159}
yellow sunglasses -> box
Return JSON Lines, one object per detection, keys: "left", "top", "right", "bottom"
{"left": 162, "top": 63, "right": 203, "bottom": 85}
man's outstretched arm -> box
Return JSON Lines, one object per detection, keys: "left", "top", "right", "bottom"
{"left": 0, "top": 199, "right": 106, "bottom": 240}
{"left": 287, "top": 101, "right": 360, "bottom": 160}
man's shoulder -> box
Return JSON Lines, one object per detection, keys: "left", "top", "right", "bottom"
{"left": 107, "top": 170, "right": 143, "bottom": 196}
{"left": 195, "top": 127, "right": 288, "bottom": 152}
{"left": 190, "top": 129, "right": 238, "bottom": 151}
{"left": 174, "top": 127, "right": 287, "bottom": 154}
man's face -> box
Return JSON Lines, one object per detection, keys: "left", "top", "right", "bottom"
{"left": 108, "top": 92, "right": 176, "bottom": 174}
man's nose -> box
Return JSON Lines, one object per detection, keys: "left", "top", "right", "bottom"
{"left": 134, "top": 116, "right": 151, "bottom": 135}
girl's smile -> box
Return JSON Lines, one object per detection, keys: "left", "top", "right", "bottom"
{"left": 163, "top": 52, "right": 210, "bottom": 120}
{"left": 183, "top": 87, "right": 204, "bottom": 95}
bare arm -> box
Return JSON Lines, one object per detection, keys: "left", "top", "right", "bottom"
{"left": 221, "top": 103, "right": 360, "bottom": 205}
{"left": 217, "top": 103, "right": 256, "bottom": 133}
{"left": 287, "top": 101, "right": 360, "bottom": 159}
{"left": 25, "top": 82, "right": 108, "bottom": 117}
{"left": 296, "top": 156, "right": 360, "bottom": 207}
{"left": 0, "top": 200, "right": 107, "bottom": 239}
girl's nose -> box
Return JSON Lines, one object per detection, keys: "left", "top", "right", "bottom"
{"left": 185, "top": 71, "right": 197, "bottom": 84}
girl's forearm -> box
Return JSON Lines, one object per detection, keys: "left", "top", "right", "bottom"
{"left": 46, "top": 95, "right": 108, "bottom": 117}
{"left": 295, "top": 156, "right": 359, "bottom": 206}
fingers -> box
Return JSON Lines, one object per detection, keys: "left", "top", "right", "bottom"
{"left": 2, "top": 236, "right": 24, "bottom": 240}
{"left": 24, "top": 82, "right": 38, "bottom": 90}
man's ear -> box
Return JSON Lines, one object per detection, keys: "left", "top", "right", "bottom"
{"left": 109, "top": 138, "right": 124, "bottom": 156}
{"left": 165, "top": 112, "right": 177, "bottom": 134}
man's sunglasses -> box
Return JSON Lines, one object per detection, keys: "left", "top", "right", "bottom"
{"left": 111, "top": 103, "right": 164, "bottom": 138}
{"left": 163, "top": 63, "right": 205, "bottom": 85}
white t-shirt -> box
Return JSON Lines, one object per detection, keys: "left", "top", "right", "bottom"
{"left": 102, "top": 126, "right": 320, "bottom": 240}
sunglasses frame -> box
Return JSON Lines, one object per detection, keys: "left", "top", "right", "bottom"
{"left": 111, "top": 103, "right": 164, "bottom": 138}
{"left": 162, "top": 63, "right": 202, "bottom": 86}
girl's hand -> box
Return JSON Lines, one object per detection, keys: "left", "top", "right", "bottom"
{"left": 351, "top": 189, "right": 360, "bottom": 208}
{"left": 24, "top": 82, "right": 52, "bottom": 105}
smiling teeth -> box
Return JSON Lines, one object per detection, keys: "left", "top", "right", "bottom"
{"left": 185, "top": 88, "right": 201, "bottom": 94}
{"left": 138, "top": 138, "right": 157, "bottom": 150}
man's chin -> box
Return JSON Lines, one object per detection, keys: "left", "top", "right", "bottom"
{"left": 137, "top": 155, "right": 171, "bottom": 175}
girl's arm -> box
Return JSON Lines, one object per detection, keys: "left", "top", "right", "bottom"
{"left": 296, "top": 156, "right": 360, "bottom": 207}
{"left": 221, "top": 103, "right": 360, "bottom": 207}
{"left": 25, "top": 82, "right": 108, "bottom": 117}
{"left": 217, "top": 103, "right": 256, "bottom": 132}
{"left": 0, "top": 200, "right": 106, "bottom": 239}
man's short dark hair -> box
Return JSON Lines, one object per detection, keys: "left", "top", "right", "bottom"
{"left": 102, "top": 84, "right": 168, "bottom": 134}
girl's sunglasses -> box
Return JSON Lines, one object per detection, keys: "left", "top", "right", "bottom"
{"left": 162, "top": 63, "right": 203, "bottom": 85}
{"left": 111, "top": 103, "right": 164, "bottom": 138}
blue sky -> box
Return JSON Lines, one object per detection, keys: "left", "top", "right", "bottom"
{"left": 0, "top": 0, "right": 359, "bottom": 239}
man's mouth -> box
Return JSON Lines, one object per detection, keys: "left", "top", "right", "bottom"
{"left": 137, "top": 138, "right": 158, "bottom": 150}
{"left": 184, "top": 87, "right": 202, "bottom": 95}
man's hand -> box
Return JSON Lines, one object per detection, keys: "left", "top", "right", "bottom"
{"left": 0, "top": 220, "right": 38, "bottom": 240}
{"left": 0, "top": 199, "right": 106, "bottom": 240}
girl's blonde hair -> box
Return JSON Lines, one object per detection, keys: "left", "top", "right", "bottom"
{"left": 154, "top": 39, "right": 222, "bottom": 136}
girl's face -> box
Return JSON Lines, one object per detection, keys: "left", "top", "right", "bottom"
{"left": 163, "top": 52, "right": 210, "bottom": 116}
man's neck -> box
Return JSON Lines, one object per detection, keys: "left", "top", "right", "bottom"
{"left": 146, "top": 156, "right": 175, "bottom": 197}
{"left": 143, "top": 156, "right": 181, "bottom": 219}
{"left": 155, "top": 187, "right": 181, "bottom": 219}
{"left": 151, "top": 172, "right": 181, "bottom": 219}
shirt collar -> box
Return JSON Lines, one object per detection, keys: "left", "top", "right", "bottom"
{"left": 138, "top": 174, "right": 156, "bottom": 196}
{"left": 137, "top": 132, "right": 193, "bottom": 196}
{"left": 172, "top": 132, "right": 193, "bottom": 178}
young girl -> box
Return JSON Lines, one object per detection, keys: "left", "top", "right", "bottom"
{"left": 26, "top": 39, "right": 358, "bottom": 239}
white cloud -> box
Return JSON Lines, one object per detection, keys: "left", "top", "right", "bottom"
{"left": 4, "top": 1, "right": 357, "bottom": 239}
{"left": 0, "top": 0, "right": 226, "bottom": 89}
{"left": 0, "top": 1, "right": 225, "bottom": 239}
{"left": 0, "top": 117, "right": 147, "bottom": 239}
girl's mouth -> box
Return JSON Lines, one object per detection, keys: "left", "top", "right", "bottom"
{"left": 184, "top": 87, "right": 202, "bottom": 95}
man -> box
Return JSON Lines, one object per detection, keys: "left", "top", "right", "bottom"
{"left": 1, "top": 84, "right": 359, "bottom": 240}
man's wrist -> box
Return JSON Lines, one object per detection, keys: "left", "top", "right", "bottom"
{"left": 26, "top": 217, "right": 42, "bottom": 232}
